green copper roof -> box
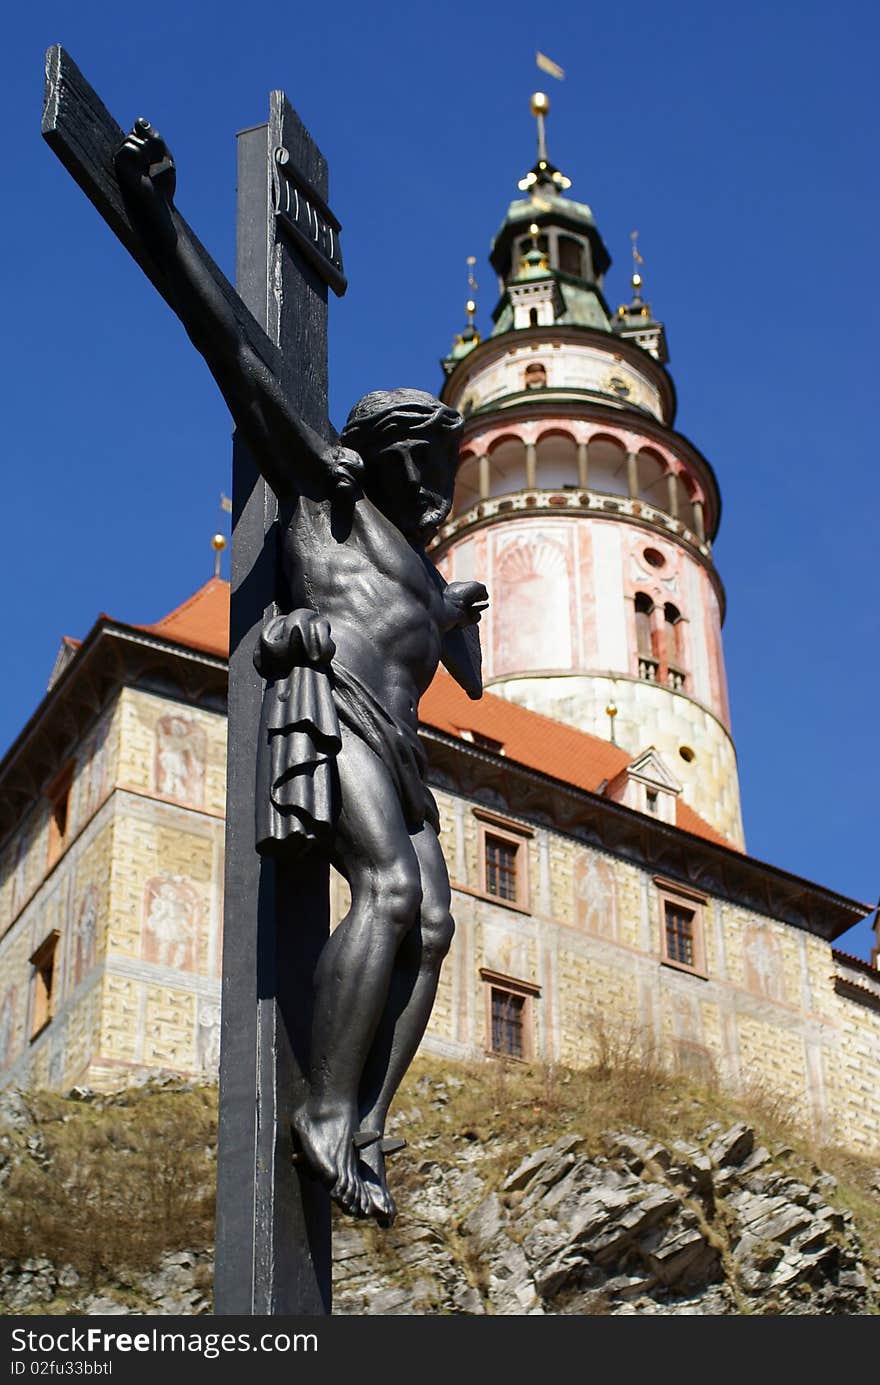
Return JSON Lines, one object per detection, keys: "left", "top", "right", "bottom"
{"left": 491, "top": 191, "right": 598, "bottom": 253}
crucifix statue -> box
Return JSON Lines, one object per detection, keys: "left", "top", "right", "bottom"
{"left": 42, "top": 48, "right": 486, "bottom": 1314}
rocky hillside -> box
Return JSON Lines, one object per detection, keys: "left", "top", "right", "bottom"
{"left": 1, "top": 1057, "right": 878, "bottom": 1315}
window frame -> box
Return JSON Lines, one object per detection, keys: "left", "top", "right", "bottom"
{"left": 46, "top": 761, "right": 75, "bottom": 870}
{"left": 655, "top": 877, "right": 708, "bottom": 979}
{"left": 29, "top": 929, "right": 60, "bottom": 1041}
{"left": 474, "top": 810, "right": 532, "bottom": 914}
{"left": 479, "top": 967, "right": 540, "bottom": 1061}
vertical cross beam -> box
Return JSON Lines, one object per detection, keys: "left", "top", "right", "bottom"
{"left": 213, "top": 96, "right": 334, "bottom": 1317}
{"left": 41, "top": 47, "right": 345, "bottom": 1316}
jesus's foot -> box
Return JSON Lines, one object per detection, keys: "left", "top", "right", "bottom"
{"left": 358, "top": 1136, "right": 398, "bottom": 1227}
{"left": 292, "top": 1101, "right": 369, "bottom": 1218}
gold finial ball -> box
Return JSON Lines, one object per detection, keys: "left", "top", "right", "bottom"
{"left": 632, "top": 273, "right": 642, "bottom": 289}
{"left": 530, "top": 91, "right": 550, "bottom": 116}
{"left": 529, "top": 223, "right": 540, "bottom": 237}
{"left": 465, "top": 299, "right": 477, "bottom": 315}
{"left": 606, "top": 701, "right": 618, "bottom": 718}
{"left": 211, "top": 533, "right": 227, "bottom": 552}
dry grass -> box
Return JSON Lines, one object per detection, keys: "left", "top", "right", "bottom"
{"left": 1, "top": 1051, "right": 877, "bottom": 1306}
{"left": 0, "top": 1083, "right": 216, "bottom": 1282}
{"left": 388, "top": 1047, "right": 879, "bottom": 1277}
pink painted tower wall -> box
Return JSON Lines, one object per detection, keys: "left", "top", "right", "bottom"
{"left": 435, "top": 109, "right": 744, "bottom": 847}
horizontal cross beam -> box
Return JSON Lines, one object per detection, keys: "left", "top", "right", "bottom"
{"left": 42, "top": 44, "right": 284, "bottom": 381}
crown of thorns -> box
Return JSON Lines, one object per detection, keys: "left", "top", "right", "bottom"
{"left": 340, "top": 389, "right": 462, "bottom": 460}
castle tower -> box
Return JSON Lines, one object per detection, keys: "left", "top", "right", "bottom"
{"left": 434, "top": 94, "right": 743, "bottom": 847}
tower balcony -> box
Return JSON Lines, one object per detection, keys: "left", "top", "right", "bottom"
{"left": 434, "top": 485, "right": 713, "bottom": 569}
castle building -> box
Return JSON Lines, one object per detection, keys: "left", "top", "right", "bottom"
{"left": 0, "top": 98, "right": 878, "bottom": 1155}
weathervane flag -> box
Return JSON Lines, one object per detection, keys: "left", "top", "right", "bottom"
{"left": 536, "top": 51, "right": 565, "bottom": 80}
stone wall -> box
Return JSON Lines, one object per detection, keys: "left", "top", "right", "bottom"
{"left": 0, "top": 688, "right": 225, "bottom": 1092}
{"left": 2, "top": 683, "right": 877, "bottom": 1159}
{"left": 415, "top": 789, "right": 880, "bottom": 1157}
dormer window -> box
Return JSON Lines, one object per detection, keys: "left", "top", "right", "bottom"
{"left": 604, "top": 748, "right": 682, "bottom": 826}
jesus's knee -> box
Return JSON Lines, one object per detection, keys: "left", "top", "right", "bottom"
{"left": 419, "top": 902, "right": 455, "bottom": 968}
{"left": 373, "top": 861, "right": 423, "bottom": 940}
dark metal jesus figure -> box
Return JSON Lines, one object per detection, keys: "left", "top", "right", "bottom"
{"left": 115, "top": 121, "right": 487, "bottom": 1226}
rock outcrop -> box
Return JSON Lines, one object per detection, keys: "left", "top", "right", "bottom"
{"left": 330, "top": 1121, "right": 875, "bottom": 1315}
{"left": 1, "top": 1071, "right": 876, "bottom": 1316}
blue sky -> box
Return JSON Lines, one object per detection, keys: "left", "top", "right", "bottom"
{"left": 2, "top": 1, "right": 878, "bottom": 957}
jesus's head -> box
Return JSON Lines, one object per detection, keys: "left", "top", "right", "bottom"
{"left": 340, "top": 388, "right": 463, "bottom": 541}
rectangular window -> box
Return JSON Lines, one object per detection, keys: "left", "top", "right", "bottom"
{"left": 655, "top": 878, "right": 707, "bottom": 978}
{"left": 46, "top": 762, "right": 74, "bottom": 869}
{"left": 29, "top": 931, "right": 60, "bottom": 1039}
{"left": 485, "top": 834, "right": 518, "bottom": 902}
{"left": 480, "top": 968, "right": 540, "bottom": 1061}
{"left": 665, "top": 901, "right": 695, "bottom": 966}
{"left": 474, "top": 811, "right": 532, "bottom": 913}
{"left": 491, "top": 988, "right": 525, "bottom": 1058}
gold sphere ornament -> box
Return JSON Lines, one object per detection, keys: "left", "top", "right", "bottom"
{"left": 465, "top": 299, "right": 477, "bottom": 315}
{"left": 606, "top": 701, "right": 618, "bottom": 718}
{"left": 211, "top": 533, "right": 227, "bottom": 552}
{"left": 530, "top": 91, "right": 550, "bottom": 116}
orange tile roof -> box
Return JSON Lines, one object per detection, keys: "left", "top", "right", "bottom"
{"left": 136, "top": 577, "right": 230, "bottom": 658}
{"left": 421, "top": 670, "right": 736, "bottom": 849}
{"left": 421, "top": 669, "right": 631, "bottom": 792}
{"left": 675, "top": 799, "right": 732, "bottom": 850}
{"left": 132, "top": 577, "right": 735, "bottom": 850}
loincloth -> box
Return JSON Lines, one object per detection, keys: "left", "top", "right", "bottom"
{"left": 255, "top": 651, "right": 439, "bottom": 858}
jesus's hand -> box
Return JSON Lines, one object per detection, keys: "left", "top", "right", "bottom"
{"left": 330, "top": 445, "right": 365, "bottom": 497}
{"left": 115, "top": 118, "right": 177, "bottom": 204}
{"left": 443, "top": 581, "right": 489, "bottom": 629}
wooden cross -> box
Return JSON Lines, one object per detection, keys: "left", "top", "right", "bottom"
{"left": 42, "top": 45, "right": 345, "bottom": 1314}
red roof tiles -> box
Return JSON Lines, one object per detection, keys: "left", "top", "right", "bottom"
{"left": 135, "top": 578, "right": 736, "bottom": 850}
{"left": 136, "top": 577, "right": 230, "bottom": 658}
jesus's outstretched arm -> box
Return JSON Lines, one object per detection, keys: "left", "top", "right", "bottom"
{"left": 114, "top": 119, "right": 361, "bottom": 501}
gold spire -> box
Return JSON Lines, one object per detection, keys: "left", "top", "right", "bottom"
{"left": 211, "top": 532, "right": 227, "bottom": 579}
{"left": 518, "top": 93, "right": 571, "bottom": 194}
{"left": 631, "top": 230, "right": 644, "bottom": 298}
{"left": 531, "top": 91, "right": 550, "bottom": 163}
{"left": 212, "top": 493, "right": 230, "bottom": 577}
{"left": 617, "top": 231, "right": 652, "bottom": 319}
{"left": 450, "top": 256, "right": 481, "bottom": 354}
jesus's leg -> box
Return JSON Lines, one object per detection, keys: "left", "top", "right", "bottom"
{"left": 292, "top": 731, "right": 422, "bottom": 1219}
{"left": 357, "top": 824, "right": 454, "bottom": 1223}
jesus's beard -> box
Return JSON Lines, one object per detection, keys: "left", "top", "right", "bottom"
{"left": 413, "top": 489, "right": 450, "bottom": 539}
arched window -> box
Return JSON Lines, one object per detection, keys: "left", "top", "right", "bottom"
{"left": 536, "top": 431, "right": 578, "bottom": 489}
{"left": 636, "top": 449, "right": 666, "bottom": 508}
{"left": 634, "top": 592, "right": 658, "bottom": 682}
{"left": 529, "top": 308, "right": 539, "bottom": 328}
{"left": 524, "top": 361, "right": 546, "bottom": 389}
{"left": 452, "top": 456, "right": 481, "bottom": 515}
{"left": 634, "top": 593, "right": 654, "bottom": 658}
{"left": 663, "top": 604, "right": 685, "bottom": 689}
{"left": 487, "top": 436, "right": 528, "bottom": 497}
{"left": 587, "top": 436, "right": 629, "bottom": 498}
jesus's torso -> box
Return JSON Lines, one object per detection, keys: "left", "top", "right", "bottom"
{"left": 282, "top": 494, "right": 446, "bottom": 730}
